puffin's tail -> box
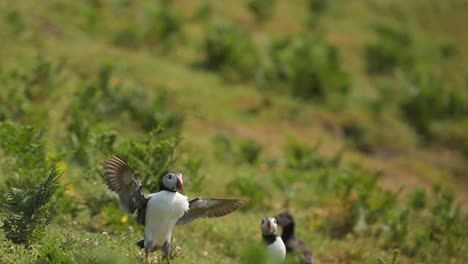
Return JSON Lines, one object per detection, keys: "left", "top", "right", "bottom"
{"left": 136, "top": 239, "right": 144, "bottom": 249}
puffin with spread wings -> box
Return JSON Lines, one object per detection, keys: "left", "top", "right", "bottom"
{"left": 103, "top": 156, "right": 245, "bottom": 264}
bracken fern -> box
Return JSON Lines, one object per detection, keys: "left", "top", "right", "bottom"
{"left": 1, "top": 167, "right": 61, "bottom": 244}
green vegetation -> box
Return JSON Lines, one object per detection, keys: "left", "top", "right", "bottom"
{"left": 1, "top": 167, "right": 61, "bottom": 245}
{"left": 203, "top": 23, "right": 259, "bottom": 81}
{"left": 377, "top": 249, "right": 400, "bottom": 264}
{"left": 0, "top": 122, "right": 61, "bottom": 245}
{"left": 366, "top": 25, "right": 414, "bottom": 75}
{"left": 1, "top": 0, "right": 467, "bottom": 263}
{"left": 259, "top": 35, "right": 350, "bottom": 103}
{"left": 111, "top": 1, "right": 184, "bottom": 50}
{"left": 399, "top": 71, "right": 466, "bottom": 136}
{"left": 247, "top": 0, "right": 276, "bottom": 24}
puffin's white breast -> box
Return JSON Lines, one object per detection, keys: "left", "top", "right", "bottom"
{"left": 145, "top": 191, "right": 189, "bottom": 248}
{"left": 267, "top": 237, "right": 286, "bottom": 263}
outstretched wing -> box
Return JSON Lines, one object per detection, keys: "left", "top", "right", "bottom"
{"left": 103, "top": 156, "right": 149, "bottom": 221}
{"left": 176, "top": 198, "right": 245, "bottom": 225}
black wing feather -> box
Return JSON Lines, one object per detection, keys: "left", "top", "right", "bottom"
{"left": 176, "top": 198, "right": 245, "bottom": 225}
{"left": 103, "top": 156, "right": 149, "bottom": 224}
{"left": 298, "top": 239, "right": 314, "bottom": 264}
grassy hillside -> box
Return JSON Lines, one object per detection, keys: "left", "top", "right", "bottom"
{"left": 0, "top": 0, "right": 467, "bottom": 263}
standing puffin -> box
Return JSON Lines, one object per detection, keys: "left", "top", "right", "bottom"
{"left": 103, "top": 156, "right": 245, "bottom": 264}
{"left": 275, "top": 212, "right": 313, "bottom": 264}
{"left": 260, "top": 217, "right": 286, "bottom": 263}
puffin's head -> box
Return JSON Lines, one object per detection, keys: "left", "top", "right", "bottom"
{"left": 260, "top": 217, "right": 277, "bottom": 235}
{"left": 162, "top": 172, "right": 184, "bottom": 192}
{"left": 274, "top": 212, "right": 294, "bottom": 226}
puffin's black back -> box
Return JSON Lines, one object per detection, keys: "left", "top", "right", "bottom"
{"left": 275, "top": 212, "right": 314, "bottom": 264}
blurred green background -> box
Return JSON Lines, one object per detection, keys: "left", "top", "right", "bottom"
{"left": 0, "top": 0, "right": 467, "bottom": 263}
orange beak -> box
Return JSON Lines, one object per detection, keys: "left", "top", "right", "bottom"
{"left": 268, "top": 219, "right": 273, "bottom": 233}
{"left": 176, "top": 176, "right": 183, "bottom": 192}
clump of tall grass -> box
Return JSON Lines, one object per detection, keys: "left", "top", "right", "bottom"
{"left": 203, "top": 23, "right": 259, "bottom": 81}
{"left": 366, "top": 24, "right": 414, "bottom": 75}
{"left": 247, "top": 0, "right": 276, "bottom": 24}
{"left": 212, "top": 134, "right": 263, "bottom": 165}
{"left": 259, "top": 36, "right": 350, "bottom": 102}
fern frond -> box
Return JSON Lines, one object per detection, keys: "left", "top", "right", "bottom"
{"left": 0, "top": 167, "right": 61, "bottom": 244}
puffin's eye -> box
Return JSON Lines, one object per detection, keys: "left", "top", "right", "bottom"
{"left": 168, "top": 174, "right": 172, "bottom": 179}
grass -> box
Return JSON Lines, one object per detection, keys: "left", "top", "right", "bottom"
{"left": 1, "top": 0, "right": 467, "bottom": 263}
